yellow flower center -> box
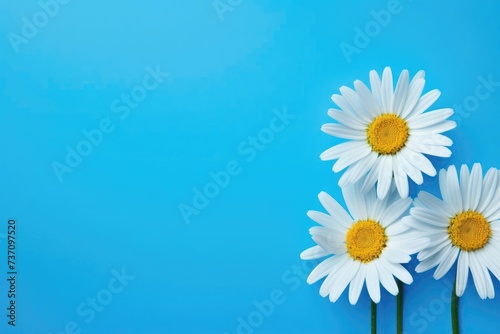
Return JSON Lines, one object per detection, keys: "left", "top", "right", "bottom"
{"left": 345, "top": 219, "right": 388, "bottom": 263}
{"left": 448, "top": 211, "right": 491, "bottom": 251}
{"left": 366, "top": 114, "right": 409, "bottom": 155}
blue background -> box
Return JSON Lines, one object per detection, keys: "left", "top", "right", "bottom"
{"left": 1, "top": 0, "right": 500, "bottom": 333}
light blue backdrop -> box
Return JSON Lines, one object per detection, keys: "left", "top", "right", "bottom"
{"left": 1, "top": 0, "right": 500, "bottom": 333}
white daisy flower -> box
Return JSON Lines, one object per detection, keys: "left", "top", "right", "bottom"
{"left": 407, "top": 163, "right": 500, "bottom": 299}
{"left": 300, "top": 184, "right": 428, "bottom": 304}
{"left": 321, "top": 67, "right": 456, "bottom": 199}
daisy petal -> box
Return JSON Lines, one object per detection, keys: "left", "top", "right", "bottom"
{"left": 311, "top": 233, "right": 346, "bottom": 255}
{"left": 386, "top": 220, "right": 410, "bottom": 236}
{"left": 376, "top": 258, "right": 399, "bottom": 296}
{"left": 307, "top": 255, "right": 342, "bottom": 284}
{"left": 327, "top": 108, "right": 366, "bottom": 130}
{"left": 389, "top": 237, "right": 429, "bottom": 255}
{"left": 477, "top": 167, "right": 499, "bottom": 213}
{"left": 380, "top": 67, "right": 394, "bottom": 113}
{"left": 410, "top": 207, "right": 449, "bottom": 226}
{"left": 405, "top": 140, "right": 452, "bottom": 158}
{"left": 468, "top": 163, "right": 483, "bottom": 210}
{"left": 366, "top": 262, "right": 381, "bottom": 303}
{"left": 410, "top": 133, "right": 453, "bottom": 146}
{"left": 327, "top": 261, "right": 361, "bottom": 302}
{"left": 386, "top": 262, "right": 413, "bottom": 284}
{"left": 433, "top": 246, "right": 459, "bottom": 279}
{"left": 332, "top": 145, "right": 371, "bottom": 173}
{"left": 320, "top": 141, "right": 367, "bottom": 161}
{"left": 481, "top": 260, "right": 495, "bottom": 299}
{"left": 361, "top": 157, "right": 383, "bottom": 193}
{"left": 400, "top": 78, "right": 425, "bottom": 119}
{"left": 307, "top": 210, "right": 343, "bottom": 230}
{"left": 349, "top": 264, "right": 367, "bottom": 305}
{"left": 406, "top": 89, "right": 441, "bottom": 120}
{"left": 380, "top": 198, "right": 413, "bottom": 227}
{"left": 478, "top": 247, "right": 500, "bottom": 282}
{"left": 331, "top": 94, "right": 365, "bottom": 124}
{"left": 321, "top": 123, "right": 366, "bottom": 140}
{"left": 377, "top": 156, "right": 393, "bottom": 199}
{"left": 399, "top": 153, "right": 424, "bottom": 185}
{"left": 456, "top": 251, "right": 469, "bottom": 297}
{"left": 383, "top": 248, "right": 411, "bottom": 263}
{"left": 402, "top": 148, "right": 437, "bottom": 177}
{"left": 300, "top": 245, "right": 330, "bottom": 260}
{"left": 318, "top": 191, "right": 353, "bottom": 228}
{"left": 342, "top": 184, "right": 367, "bottom": 220}
{"left": 412, "top": 70, "right": 425, "bottom": 81}
{"left": 339, "top": 152, "right": 378, "bottom": 187}
{"left": 411, "top": 120, "right": 456, "bottom": 135}
{"left": 369, "top": 70, "right": 383, "bottom": 107}
{"left": 339, "top": 86, "right": 372, "bottom": 123}
{"left": 393, "top": 70, "right": 409, "bottom": 116}
{"left": 469, "top": 251, "right": 488, "bottom": 299}
{"left": 408, "top": 108, "right": 454, "bottom": 129}
{"left": 354, "top": 80, "right": 380, "bottom": 118}
{"left": 460, "top": 164, "right": 470, "bottom": 209}
{"left": 482, "top": 188, "right": 500, "bottom": 220}
{"left": 394, "top": 163, "right": 409, "bottom": 198}
{"left": 415, "top": 191, "right": 454, "bottom": 217}
{"left": 446, "top": 165, "right": 463, "bottom": 213}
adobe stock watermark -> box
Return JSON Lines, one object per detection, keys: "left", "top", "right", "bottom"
{"left": 48, "top": 267, "right": 134, "bottom": 334}
{"left": 405, "top": 279, "right": 453, "bottom": 333}
{"left": 213, "top": 0, "right": 243, "bottom": 21}
{"left": 178, "top": 107, "right": 295, "bottom": 224}
{"left": 51, "top": 65, "right": 169, "bottom": 182}
{"left": 223, "top": 259, "right": 320, "bottom": 334}
{"left": 339, "top": 0, "right": 412, "bottom": 63}
{"left": 452, "top": 74, "right": 500, "bottom": 126}
{"left": 7, "top": 0, "right": 73, "bottom": 53}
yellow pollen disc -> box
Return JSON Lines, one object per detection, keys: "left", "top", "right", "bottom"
{"left": 366, "top": 114, "right": 409, "bottom": 155}
{"left": 345, "top": 219, "right": 388, "bottom": 263}
{"left": 448, "top": 210, "right": 491, "bottom": 251}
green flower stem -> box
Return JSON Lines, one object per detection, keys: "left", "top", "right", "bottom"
{"left": 371, "top": 300, "right": 377, "bottom": 334}
{"left": 452, "top": 279, "right": 460, "bottom": 334}
{"left": 397, "top": 280, "right": 403, "bottom": 334}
